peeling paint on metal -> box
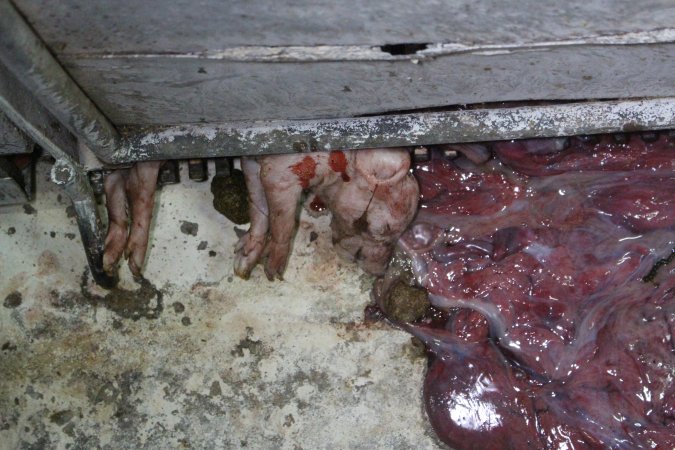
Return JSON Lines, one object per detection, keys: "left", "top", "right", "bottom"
{"left": 116, "top": 98, "right": 675, "bottom": 162}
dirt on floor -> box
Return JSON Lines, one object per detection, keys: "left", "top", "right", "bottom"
{"left": 0, "top": 160, "right": 443, "bottom": 450}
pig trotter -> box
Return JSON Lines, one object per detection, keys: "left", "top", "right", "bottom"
{"left": 259, "top": 160, "right": 304, "bottom": 280}
{"left": 102, "top": 170, "right": 128, "bottom": 275}
{"left": 262, "top": 238, "right": 291, "bottom": 281}
{"left": 125, "top": 161, "right": 161, "bottom": 277}
{"left": 234, "top": 158, "right": 270, "bottom": 279}
{"left": 103, "top": 161, "right": 162, "bottom": 279}
{"left": 234, "top": 232, "right": 267, "bottom": 279}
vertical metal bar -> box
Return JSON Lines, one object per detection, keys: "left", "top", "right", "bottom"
{"left": 0, "top": 0, "right": 120, "bottom": 162}
{"left": 51, "top": 160, "right": 118, "bottom": 288}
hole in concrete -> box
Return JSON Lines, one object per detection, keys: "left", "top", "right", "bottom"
{"left": 380, "top": 43, "right": 429, "bottom": 55}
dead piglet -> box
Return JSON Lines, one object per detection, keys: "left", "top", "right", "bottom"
{"left": 328, "top": 149, "right": 419, "bottom": 275}
{"left": 234, "top": 148, "right": 419, "bottom": 280}
{"left": 103, "top": 161, "right": 163, "bottom": 278}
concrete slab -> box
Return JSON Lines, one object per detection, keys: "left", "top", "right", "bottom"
{"left": 0, "top": 159, "right": 444, "bottom": 449}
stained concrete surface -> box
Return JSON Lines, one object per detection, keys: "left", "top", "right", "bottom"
{"left": 0, "top": 160, "right": 444, "bottom": 449}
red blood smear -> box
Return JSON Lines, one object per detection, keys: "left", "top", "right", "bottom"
{"left": 309, "top": 195, "right": 326, "bottom": 212}
{"left": 290, "top": 156, "right": 317, "bottom": 189}
{"left": 329, "top": 151, "right": 351, "bottom": 182}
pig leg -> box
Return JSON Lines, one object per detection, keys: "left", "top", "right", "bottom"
{"left": 103, "top": 169, "right": 130, "bottom": 275}
{"left": 124, "top": 161, "right": 162, "bottom": 277}
{"left": 234, "top": 157, "right": 270, "bottom": 279}
{"left": 260, "top": 157, "right": 304, "bottom": 280}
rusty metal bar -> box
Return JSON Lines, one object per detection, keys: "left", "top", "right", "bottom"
{"left": 0, "top": 0, "right": 120, "bottom": 162}
{"left": 118, "top": 97, "right": 675, "bottom": 162}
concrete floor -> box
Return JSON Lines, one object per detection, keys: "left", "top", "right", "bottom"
{"left": 0, "top": 159, "right": 444, "bottom": 450}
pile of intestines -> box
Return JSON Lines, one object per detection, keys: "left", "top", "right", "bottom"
{"left": 375, "top": 131, "right": 674, "bottom": 449}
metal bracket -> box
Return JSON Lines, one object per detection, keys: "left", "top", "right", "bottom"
{"left": 0, "top": 61, "right": 117, "bottom": 287}
{"left": 50, "top": 159, "right": 117, "bottom": 288}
